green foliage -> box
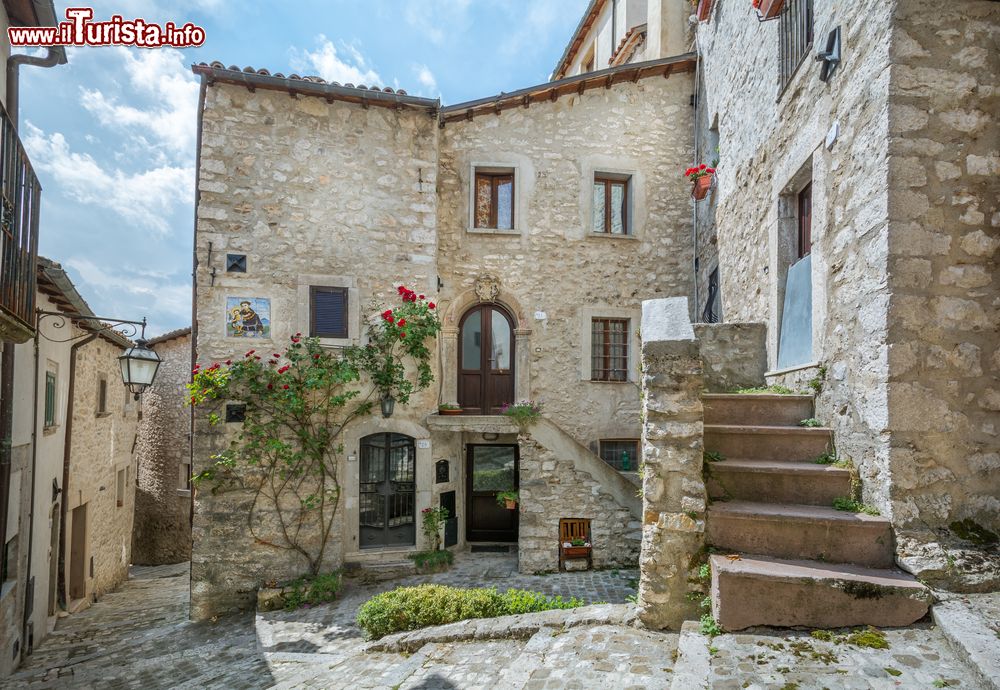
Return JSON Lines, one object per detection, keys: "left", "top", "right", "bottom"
{"left": 798, "top": 418, "right": 822, "bottom": 427}
{"left": 704, "top": 450, "right": 725, "bottom": 463}
{"left": 699, "top": 613, "right": 723, "bottom": 637}
{"left": 832, "top": 497, "right": 880, "bottom": 516}
{"left": 408, "top": 549, "right": 454, "bottom": 573}
{"left": 698, "top": 563, "right": 711, "bottom": 582}
{"left": 810, "top": 630, "right": 834, "bottom": 642}
{"left": 807, "top": 366, "right": 828, "bottom": 394}
{"left": 495, "top": 490, "right": 520, "bottom": 508}
{"left": 730, "top": 384, "right": 795, "bottom": 395}
{"left": 437, "top": 402, "right": 461, "bottom": 411}
{"left": 187, "top": 287, "right": 440, "bottom": 575}
{"left": 281, "top": 571, "right": 342, "bottom": 611}
{"left": 949, "top": 518, "right": 998, "bottom": 546}
{"left": 845, "top": 626, "right": 889, "bottom": 649}
{"left": 355, "top": 584, "right": 584, "bottom": 640}
{"left": 420, "top": 507, "right": 449, "bottom": 551}
{"left": 500, "top": 400, "right": 542, "bottom": 427}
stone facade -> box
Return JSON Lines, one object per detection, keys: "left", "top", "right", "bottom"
{"left": 190, "top": 60, "right": 694, "bottom": 616}
{"left": 132, "top": 329, "right": 192, "bottom": 565}
{"left": 693, "top": 322, "right": 767, "bottom": 392}
{"left": 695, "top": 0, "right": 999, "bottom": 587}
{"left": 65, "top": 334, "right": 140, "bottom": 600}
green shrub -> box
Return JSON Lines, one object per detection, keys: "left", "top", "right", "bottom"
{"left": 282, "top": 571, "right": 342, "bottom": 610}
{"left": 408, "top": 549, "right": 454, "bottom": 573}
{"left": 356, "top": 584, "right": 585, "bottom": 639}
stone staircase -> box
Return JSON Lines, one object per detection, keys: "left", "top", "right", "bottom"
{"left": 702, "top": 393, "right": 932, "bottom": 630}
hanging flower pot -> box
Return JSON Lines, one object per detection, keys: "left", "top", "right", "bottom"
{"left": 753, "top": 0, "right": 785, "bottom": 21}
{"left": 685, "top": 165, "right": 716, "bottom": 201}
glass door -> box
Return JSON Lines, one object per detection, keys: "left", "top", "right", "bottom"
{"left": 359, "top": 433, "right": 416, "bottom": 548}
{"left": 466, "top": 445, "right": 518, "bottom": 542}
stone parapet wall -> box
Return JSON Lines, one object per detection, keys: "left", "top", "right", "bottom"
{"left": 637, "top": 298, "right": 705, "bottom": 629}
{"left": 694, "top": 322, "right": 767, "bottom": 392}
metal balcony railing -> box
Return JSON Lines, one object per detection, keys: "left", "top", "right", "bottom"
{"left": 0, "top": 100, "right": 41, "bottom": 341}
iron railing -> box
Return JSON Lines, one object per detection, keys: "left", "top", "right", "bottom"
{"left": 0, "top": 100, "right": 41, "bottom": 338}
{"left": 778, "top": 0, "right": 814, "bottom": 93}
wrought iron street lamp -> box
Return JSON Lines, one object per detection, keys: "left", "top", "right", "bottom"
{"left": 118, "top": 337, "right": 161, "bottom": 398}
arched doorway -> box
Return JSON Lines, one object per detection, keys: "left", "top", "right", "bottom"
{"left": 359, "top": 433, "right": 416, "bottom": 549}
{"left": 458, "top": 304, "right": 515, "bottom": 414}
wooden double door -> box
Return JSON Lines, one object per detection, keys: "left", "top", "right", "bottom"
{"left": 458, "top": 305, "right": 515, "bottom": 415}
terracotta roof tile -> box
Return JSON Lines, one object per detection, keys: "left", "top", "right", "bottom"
{"left": 195, "top": 62, "right": 409, "bottom": 96}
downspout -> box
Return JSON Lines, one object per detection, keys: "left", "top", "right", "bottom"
{"left": 51, "top": 332, "right": 96, "bottom": 627}
{"left": 692, "top": 54, "right": 702, "bottom": 320}
{"left": 6, "top": 46, "right": 68, "bottom": 126}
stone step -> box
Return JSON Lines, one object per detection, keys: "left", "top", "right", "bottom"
{"left": 709, "top": 554, "right": 932, "bottom": 631}
{"left": 343, "top": 560, "right": 416, "bottom": 583}
{"left": 704, "top": 424, "right": 833, "bottom": 462}
{"left": 701, "top": 393, "right": 815, "bottom": 427}
{"left": 706, "top": 501, "right": 894, "bottom": 568}
{"left": 706, "top": 459, "right": 853, "bottom": 505}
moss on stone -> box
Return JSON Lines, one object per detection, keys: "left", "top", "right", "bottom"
{"left": 949, "top": 519, "right": 998, "bottom": 547}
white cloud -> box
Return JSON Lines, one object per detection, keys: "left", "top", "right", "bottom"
{"left": 79, "top": 47, "right": 198, "bottom": 162}
{"left": 401, "top": 0, "right": 472, "bottom": 44}
{"left": 412, "top": 63, "right": 438, "bottom": 95}
{"left": 289, "top": 35, "right": 381, "bottom": 86}
{"left": 64, "top": 257, "right": 190, "bottom": 336}
{"left": 22, "top": 122, "right": 193, "bottom": 235}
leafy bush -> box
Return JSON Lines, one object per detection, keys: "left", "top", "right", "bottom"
{"left": 282, "top": 571, "right": 342, "bottom": 610}
{"left": 730, "top": 384, "right": 795, "bottom": 395}
{"left": 501, "top": 400, "right": 542, "bottom": 427}
{"left": 356, "top": 584, "right": 584, "bottom": 639}
{"left": 408, "top": 549, "right": 454, "bottom": 573}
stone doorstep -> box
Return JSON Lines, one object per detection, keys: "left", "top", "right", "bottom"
{"left": 933, "top": 597, "right": 1000, "bottom": 690}
{"left": 706, "top": 501, "right": 895, "bottom": 568}
{"left": 709, "top": 554, "right": 932, "bottom": 631}
{"left": 704, "top": 424, "right": 834, "bottom": 462}
{"left": 706, "top": 458, "right": 853, "bottom": 506}
{"left": 701, "top": 393, "right": 815, "bottom": 427}
{"left": 363, "top": 603, "right": 637, "bottom": 654}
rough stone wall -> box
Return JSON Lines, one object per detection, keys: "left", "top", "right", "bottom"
{"left": 637, "top": 298, "right": 705, "bottom": 630}
{"left": 66, "top": 336, "right": 140, "bottom": 600}
{"left": 192, "top": 83, "right": 441, "bottom": 618}
{"left": 693, "top": 322, "right": 767, "bottom": 392}
{"left": 517, "top": 429, "right": 641, "bottom": 574}
{"left": 697, "top": 0, "right": 896, "bottom": 514}
{"left": 133, "top": 333, "right": 192, "bottom": 565}
{"left": 885, "top": 0, "right": 1000, "bottom": 543}
{"left": 437, "top": 75, "right": 694, "bottom": 448}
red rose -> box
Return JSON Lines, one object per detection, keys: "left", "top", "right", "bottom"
{"left": 428, "top": 302, "right": 435, "bottom": 309}
{"left": 397, "top": 318, "right": 406, "bottom": 327}
{"left": 225, "top": 360, "right": 232, "bottom": 365}
{"left": 267, "top": 384, "right": 273, "bottom": 390}
{"left": 399, "top": 332, "right": 407, "bottom": 338}
{"left": 313, "top": 354, "right": 320, "bottom": 359}
{"left": 283, "top": 384, "right": 290, "bottom": 390}
{"left": 418, "top": 294, "right": 425, "bottom": 300}
{"left": 397, "top": 285, "right": 407, "bottom": 295}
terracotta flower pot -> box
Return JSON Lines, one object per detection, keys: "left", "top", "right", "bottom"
{"left": 438, "top": 407, "right": 463, "bottom": 416}
{"left": 755, "top": 0, "right": 785, "bottom": 20}
{"left": 691, "top": 174, "right": 713, "bottom": 200}
{"left": 504, "top": 499, "right": 517, "bottom": 510}
{"left": 696, "top": 0, "right": 714, "bottom": 21}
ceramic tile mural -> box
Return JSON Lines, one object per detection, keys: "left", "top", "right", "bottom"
{"left": 226, "top": 297, "right": 270, "bottom": 338}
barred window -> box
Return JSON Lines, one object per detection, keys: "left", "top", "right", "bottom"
{"left": 591, "top": 318, "right": 629, "bottom": 381}
{"left": 599, "top": 439, "right": 639, "bottom": 471}
{"left": 779, "top": 0, "right": 814, "bottom": 94}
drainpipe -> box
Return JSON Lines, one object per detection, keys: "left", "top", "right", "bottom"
{"left": 49, "top": 332, "right": 96, "bottom": 634}
{"left": 5, "top": 46, "right": 67, "bottom": 126}
{"left": 692, "top": 53, "right": 702, "bottom": 320}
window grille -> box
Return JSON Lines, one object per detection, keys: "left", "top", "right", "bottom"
{"left": 779, "top": 0, "right": 814, "bottom": 93}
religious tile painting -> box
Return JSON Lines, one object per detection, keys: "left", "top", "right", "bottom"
{"left": 226, "top": 297, "right": 270, "bottom": 338}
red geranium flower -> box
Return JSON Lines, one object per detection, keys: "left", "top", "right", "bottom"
{"left": 700, "top": 164, "right": 707, "bottom": 170}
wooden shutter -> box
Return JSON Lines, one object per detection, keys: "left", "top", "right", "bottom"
{"left": 310, "top": 286, "right": 348, "bottom": 338}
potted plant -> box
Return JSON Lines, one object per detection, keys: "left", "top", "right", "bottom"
{"left": 562, "top": 537, "right": 592, "bottom": 559}
{"left": 438, "top": 402, "right": 462, "bottom": 416}
{"left": 753, "top": 0, "right": 784, "bottom": 20}
{"left": 685, "top": 164, "right": 716, "bottom": 200}
{"left": 496, "top": 489, "right": 519, "bottom": 510}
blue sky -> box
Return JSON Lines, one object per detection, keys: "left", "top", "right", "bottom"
{"left": 19, "top": 0, "right": 588, "bottom": 336}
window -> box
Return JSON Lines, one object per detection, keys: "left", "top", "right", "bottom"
{"left": 474, "top": 170, "right": 514, "bottom": 230}
{"left": 593, "top": 175, "right": 630, "bottom": 235}
{"left": 779, "top": 0, "right": 814, "bottom": 92}
{"left": 310, "top": 286, "right": 348, "bottom": 339}
{"left": 225, "top": 403, "right": 246, "bottom": 423}
{"left": 44, "top": 371, "right": 57, "bottom": 427}
{"left": 703, "top": 268, "right": 721, "bottom": 323}
{"left": 226, "top": 254, "right": 247, "bottom": 273}
{"left": 591, "top": 318, "right": 629, "bottom": 381}
{"left": 116, "top": 469, "right": 125, "bottom": 507}
{"left": 797, "top": 182, "right": 812, "bottom": 258}
{"left": 97, "top": 377, "right": 108, "bottom": 415}
{"left": 599, "top": 439, "right": 639, "bottom": 471}
{"left": 583, "top": 44, "right": 595, "bottom": 73}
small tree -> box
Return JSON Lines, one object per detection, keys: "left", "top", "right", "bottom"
{"left": 189, "top": 286, "right": 440, "bottom": 575}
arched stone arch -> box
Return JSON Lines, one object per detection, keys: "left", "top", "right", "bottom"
{"left": 441, "top": 284, "right": 531, "bottom": 334}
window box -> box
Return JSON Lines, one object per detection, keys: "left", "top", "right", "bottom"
{"left": 754, "top": 0, "right": 785, "bottom": 21}
{"left": 562, "top": 545, "right": 592, "bottom": 559}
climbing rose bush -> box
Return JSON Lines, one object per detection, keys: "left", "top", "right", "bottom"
{"left": 187, "top": 286, "right": 441, "bottom": 575}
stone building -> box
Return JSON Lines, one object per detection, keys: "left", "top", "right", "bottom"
{"left": 132, "top": 328, "right": 193, "bottom": 566}
{"left": 190, "top": 0, "right": 998, "bottom": 627}
{"left": 3, "top": 258, "right": 140, "bottom": 670}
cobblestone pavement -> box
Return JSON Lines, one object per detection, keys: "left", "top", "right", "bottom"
{"left": 4, "top": 554, "right": 987, "bottom": 689}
